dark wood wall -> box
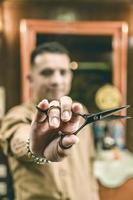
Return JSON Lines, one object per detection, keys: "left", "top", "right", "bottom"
{"left": 0, "top": 0, "right": 133, "bottom": 150}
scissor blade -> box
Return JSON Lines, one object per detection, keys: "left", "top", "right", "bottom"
{"left": 83, "top": 105, "right": 130, "bottom": 124}
{"left": 73, "top": 107, "right": 131, "bottom": 135}
{"left": 104, "top": 115, "right": 131, "bottom": 120}
{"left": 100, "top": 105, "right": 130, "bottom": 119}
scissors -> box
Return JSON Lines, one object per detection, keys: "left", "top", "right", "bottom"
{"left": 36, "top": 104, "right": 130, "bottom": 149}
{"left": 36, "top": 104, "right": 130, "bottom": 133}
{"left": 72, "top": 104, "right": 130, "bottom": 135}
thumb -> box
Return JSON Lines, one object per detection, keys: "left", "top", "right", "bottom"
{"left": 43, "top": 135, "right": 79, "bottom": 162}
{"left": 61, "top": 134, "right": 79, "bottom": 147}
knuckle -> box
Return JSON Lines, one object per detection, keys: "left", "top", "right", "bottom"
{"left": 72, "top": 102, "right": 83, "bottom": 112}
{"left": 49, "top": 100, "right": 60, "bottom": 107}
{"left": 60, "top": 96, "right": 72, "bottom": 104}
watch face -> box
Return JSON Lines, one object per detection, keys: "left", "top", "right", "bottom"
{"left": 95, "top": 84, "right": 122, "bottom": 110}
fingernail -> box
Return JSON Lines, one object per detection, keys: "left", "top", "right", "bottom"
{"left": 51, "top": 117, "right": 59, "bottom": 127}
{"left": 62, "top": 111, "right": 70, "bottom": 120}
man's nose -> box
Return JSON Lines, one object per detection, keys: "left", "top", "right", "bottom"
{"left": 51, "top": 71, "right": 63, "bottom": 85}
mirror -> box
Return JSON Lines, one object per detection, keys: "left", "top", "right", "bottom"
{"left": 20, "top": 20, "right": 128, "bottom": 114}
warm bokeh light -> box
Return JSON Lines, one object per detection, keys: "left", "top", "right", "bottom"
{"left": 70, "top": 61, "right": 78, "bottom": 70}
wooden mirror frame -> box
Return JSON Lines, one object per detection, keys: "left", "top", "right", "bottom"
{"left": 20, "top": 20, "right": 128, "bottom": 115}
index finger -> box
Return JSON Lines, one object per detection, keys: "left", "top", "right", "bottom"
{"left": 34, "top": 99, "right": 49, "bottom": 123}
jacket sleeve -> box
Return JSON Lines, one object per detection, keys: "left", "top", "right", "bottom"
{"left": 0, "top": 105, "right": 32, "bottom": 155}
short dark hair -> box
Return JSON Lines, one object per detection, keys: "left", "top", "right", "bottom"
{"left": 31, "top": 41, "right": 70, "bottom": 66}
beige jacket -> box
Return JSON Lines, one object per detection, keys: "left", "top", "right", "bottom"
{"left": 0, "top": 102, "right": 99, "bottom": 200}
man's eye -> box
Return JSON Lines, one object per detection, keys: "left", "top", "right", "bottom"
{"left": 60, "top": 70, "right": 67, "bottom": 75}
{"left": 40, "top": 69, "right": 53, "bottom": 76}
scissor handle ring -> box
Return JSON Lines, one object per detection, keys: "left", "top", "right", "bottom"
{"left": 58, "top": 134, "right": 73, "bottom": 150}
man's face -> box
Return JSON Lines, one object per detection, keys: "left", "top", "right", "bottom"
{"left": 30, "top": 52, "right": 73, "bottom": 101}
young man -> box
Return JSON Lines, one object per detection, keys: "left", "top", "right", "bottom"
{"left": 0, "top": 42, "right": 99, "bottom": 200}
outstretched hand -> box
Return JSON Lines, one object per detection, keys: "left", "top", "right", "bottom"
{"left": 29, "top": 96, "right": 83, "bottom": 162}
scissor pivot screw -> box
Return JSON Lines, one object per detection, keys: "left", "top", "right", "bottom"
{"left": 93, "top": 116, "right": 99, "bottom": 120}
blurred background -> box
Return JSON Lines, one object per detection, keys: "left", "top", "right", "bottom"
{"left": 0, "top": 0, "right": 133, "bottom": 149}
{"left": 0, "top": 0, "right": 133, "bottom": 199}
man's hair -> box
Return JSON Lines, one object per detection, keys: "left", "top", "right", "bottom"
{"left": 31, "top": 41, "right": 70, "bottom": 66}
